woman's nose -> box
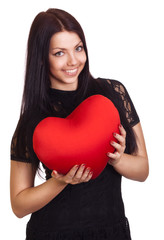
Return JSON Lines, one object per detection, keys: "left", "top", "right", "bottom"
{"left": 67, "top": 53, "right": 78, "bottom": 66}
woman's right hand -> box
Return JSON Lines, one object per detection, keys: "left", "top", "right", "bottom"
{"left": 51, "top": 164, "right": 93, "bottom": 185}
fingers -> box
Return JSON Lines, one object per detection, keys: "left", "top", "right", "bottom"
{"left": 107, "top": 124, "right": 126, "bottom": 165}
{"left": 119, "top": 124, "right": 126, "bottom": 137}
{"left": 79, "top": 167, "right": 93, "bottom": 182}
{"left": 51, "top": 165, "right": 78, "bottom": 182}
{"left": 74, "top": 164, "right": 86, "bottom": 179}
{"left": 113, "top": 125, "right": 126, "bottom": 147}
{"left": 112, "top": 125, "right": 126, "bottom": 150}
{"left": 51, "top": 170, "right": 63, "bottom": 178}
{"left": 72, "top": 164, "right": 93, "bottom": 184}
{"left": 52, "top": 164, "right": 93, "bottom": 185}
{"left": 66, "top": 165, "right": 79, "bottom": 179}
{"left": 110, "top": 140, "right": 122, "bottom": 152}
{"left": 107, "top": 151, "right": 120, "bottom": 160}
{"left": 63, "top": 165, "right": 80, "bottom": 184}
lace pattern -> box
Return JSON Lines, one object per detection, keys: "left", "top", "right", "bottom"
{"left": 106, "top": 79, "right": 139, "bottom": 126}
{"left": 11, "top": 129, "right": 31, "bottom": 162}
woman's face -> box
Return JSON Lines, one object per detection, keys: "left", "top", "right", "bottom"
{"left": 49, "top": 31, "right": 87, "bottom": 90}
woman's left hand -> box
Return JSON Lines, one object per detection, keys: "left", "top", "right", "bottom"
{"left": 107, "top": 124, "right": 126, "bottom": 166}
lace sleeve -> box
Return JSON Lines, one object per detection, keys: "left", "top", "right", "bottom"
{"left": 109, "top": 79, "right": 140, "bottom": 126}
{"left": 11, "top": 126, "right": 32, "bottom": 163}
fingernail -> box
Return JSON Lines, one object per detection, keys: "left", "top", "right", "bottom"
{"left": 119, "top": 124, "right": 122, "bottom": 128}
{"left": 113, "top": 132, "right": 117, "bottom": 137}
{"left": 53, "top": 170, "right": 57, "bottom": 175}
{"left": 107, "top": 152, "right": 111, "bottom": 157}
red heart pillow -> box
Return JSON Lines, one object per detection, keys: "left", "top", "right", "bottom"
{"left": 33, "top": 95, "right": 120, "bottom": 179}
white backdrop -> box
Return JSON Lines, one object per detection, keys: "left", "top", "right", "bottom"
{"left": 1, "top": 0, "right": 164, "bottom": 239}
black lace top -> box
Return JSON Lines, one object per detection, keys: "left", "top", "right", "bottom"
{"left": 11, "top": 78, "right": 139, "bottom": 240}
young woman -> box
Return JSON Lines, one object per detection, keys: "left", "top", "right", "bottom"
{"left": 10, "top": 8, "right": 149, "bottom": 240}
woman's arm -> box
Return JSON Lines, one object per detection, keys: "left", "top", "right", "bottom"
{"left": 107, "top": 123, "right": 149, "bottom": 182}
{"left": 10, "top": 161, "right": 92, "bottom": 218}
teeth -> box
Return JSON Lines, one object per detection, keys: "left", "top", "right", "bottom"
{"left": 65, "top": 69, "right": 77, "bottom": 73}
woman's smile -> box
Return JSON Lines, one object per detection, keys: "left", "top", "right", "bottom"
{"left": 63, "top": 67, "right": 78, "bottom": 76}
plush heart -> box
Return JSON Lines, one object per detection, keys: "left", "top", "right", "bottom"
{"left": 33, "top": 94, "right": 120, "bottom": 179}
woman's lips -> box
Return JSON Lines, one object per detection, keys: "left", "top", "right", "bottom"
{"left": 63, "top": 68, "right": 78, "bottom": 76}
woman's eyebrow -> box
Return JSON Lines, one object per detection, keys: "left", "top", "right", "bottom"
{"left": 75, "top": 40, "right": 83, "bottom": 47}
{"left": 52, "top": 41, "right": 83, "bottom": 50}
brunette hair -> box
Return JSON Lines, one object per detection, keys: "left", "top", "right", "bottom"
{"left": 12, "top": 9, "right": 93, "bottom": 169}
{"left": 22, "top": 8, "right": 92, "bottom": 114}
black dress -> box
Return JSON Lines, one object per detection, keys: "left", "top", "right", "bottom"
{"left": 11, "top": 78, "right": 140, "bottom": 240}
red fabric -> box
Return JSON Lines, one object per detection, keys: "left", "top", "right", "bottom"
{"left": 33, "top": 95, "right": 120, "bottom": 179}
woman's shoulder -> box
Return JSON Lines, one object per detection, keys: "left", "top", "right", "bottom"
{"left": 93, "top": 77, "right": 140, "bottom": 126}
{"left": 95, "top": 77, "right": 126, "bottom": 92}
{"left": 92, "top": 77, "right": 127, "bottom": 99}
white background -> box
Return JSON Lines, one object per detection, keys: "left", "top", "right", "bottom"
{"left": 1, "top": 0, "right": 164, "bottom": 239}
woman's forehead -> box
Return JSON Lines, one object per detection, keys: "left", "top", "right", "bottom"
{"left": 49, "top": 31, "right": 82, "bottom": 50}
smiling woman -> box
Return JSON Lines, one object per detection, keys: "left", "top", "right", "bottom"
{"left": 10, "top": 8, "right": 148, "bottom": 240}
{"left": 49, "top": 31, "right": 87, "bottom": 90}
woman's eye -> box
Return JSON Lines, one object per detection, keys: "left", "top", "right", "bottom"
{"left": 76, "top": 46, "right": 83, "bottom": 52}
{"left": 54, "top": 51, "right": 64, "bottom": 57}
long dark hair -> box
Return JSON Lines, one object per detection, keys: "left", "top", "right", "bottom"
{"left": 12, "top": 8, "right": 137, "bottom": 171}
{"left": 22, "top": 8, "right": 91, "bottom": 114}
{"left": 12, "top": 8, "right": 93, "bottom": 169}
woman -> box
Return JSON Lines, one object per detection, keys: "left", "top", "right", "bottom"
{"left": 10, "top": 8, "right": 149, "bottom": 240}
